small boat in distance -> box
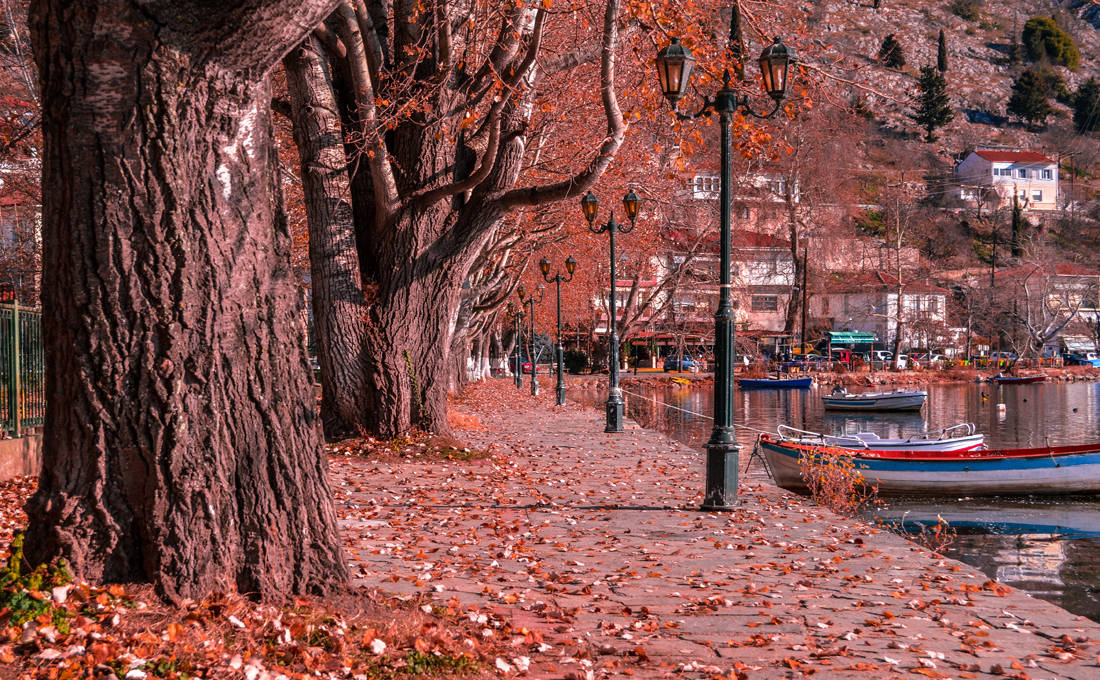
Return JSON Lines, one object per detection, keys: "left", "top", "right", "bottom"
{"left": 777, "top": 423, "right": 984, "bottom": 452}
{"left": 822, "top": 386, "right": 927, "bottom": 411}
{"left": 988, "top": 373, "right": 1047, "bottom": 384}
{"left": 758, "top": 434, "right": 1100, "bottom": 496}
{"left": 737, "top": 376, "right": 813, "bottom": 389}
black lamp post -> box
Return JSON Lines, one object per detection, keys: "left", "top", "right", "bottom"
{"left": 517, "top": 284, "right": 544, "bottom": 395}
{"left": 540, "top": 255, "right": 577, "bottom": 406}
{"left": 581, "top": 189, "right": 640, "bottom": 433}
{"left": 655, "top": 35, "right": 795, "bottom": 510}
{"left": 506, "top": 302, "right": 524, "bottom": 389}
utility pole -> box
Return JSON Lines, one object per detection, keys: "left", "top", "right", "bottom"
{"left": 800, "top": 245, "right": 808, "bottom": 354}
{"left": 989, "top": 226, "right": 997, "bottom": 355}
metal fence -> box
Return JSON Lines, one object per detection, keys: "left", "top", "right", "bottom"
{"left": 0, "top": 303, "right": 45, "bottom": 436}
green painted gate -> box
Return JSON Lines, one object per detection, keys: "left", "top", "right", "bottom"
{"left": 0, "top": 303, "right": 45, "bottom": 436}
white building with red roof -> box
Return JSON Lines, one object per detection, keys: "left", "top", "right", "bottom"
{"left": 956, "top": 148, "right": 1059, "bottom": 212}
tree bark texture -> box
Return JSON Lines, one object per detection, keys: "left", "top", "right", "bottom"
{"left": 284, "top": 38, "right": 369, "bottom": 439}
{"left": 26, "top": 0, "right": 347, "bottom": 601}
{"left": 290, "top": 0, "right": 624, "bottom": 438}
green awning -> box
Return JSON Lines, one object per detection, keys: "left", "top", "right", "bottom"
{"left": 826, "top": 331, "right": 877, "bottom": 344}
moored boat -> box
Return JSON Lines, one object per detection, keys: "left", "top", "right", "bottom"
{"left": 758, "top": 434, "right": 1100, "bottom": 496}
{"left": 822, "top": 387, "right": 927, "bottom": 411}
{"left": 988, "top": 373, "right": 1047, "bottom": 384}
{"left": 737, "top": 376, "right": 813, "bottom": 389}
{"left": 776, "top": 423, "right": 984, "bottom": 452}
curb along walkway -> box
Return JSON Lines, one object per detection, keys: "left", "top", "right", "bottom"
{"left": 331, "top": 381, "right": 1100, "bottom": 679}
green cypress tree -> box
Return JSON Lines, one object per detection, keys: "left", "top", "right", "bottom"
{"left": 1073, "top": 78, "right": 1100, "bottom": 133}
{"left": 878, "top": 34, "right": 905, "bottom": 68}
{"left": 909, "top": 65, "right": 954, "bottom": 141}
{"left": 1007, "top": 69, "right": 1052, "bottom": 129}
{"left": 937, "top": 29, "right": 948, "bottom": 72}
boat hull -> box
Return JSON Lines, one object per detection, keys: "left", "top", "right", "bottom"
{"left": 822, "top": 391, "right": 926, "bottom": 411}
{"left": 989, "top": 374, "right": 1047, "bottom": 384}
{"left": 738, "top": 377, "right": 813, "bottom": 389}
{"left": 759, "top": 435, "right": 1100, "bottom": 496}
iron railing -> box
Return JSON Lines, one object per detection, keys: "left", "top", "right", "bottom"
{"left": 0, "top": 303, "right": 45, "bottom": 436}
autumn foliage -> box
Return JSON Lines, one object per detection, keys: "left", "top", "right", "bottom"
{"left": 797, "top": 446, "right": 880, "bottom": 516}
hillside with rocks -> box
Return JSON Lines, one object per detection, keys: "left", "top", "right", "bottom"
{"left": 802, "top": 0, "right": 1097, "bottom": 165}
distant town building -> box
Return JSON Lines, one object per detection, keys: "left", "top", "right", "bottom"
{"left": 956, "top": 149, "right": 1059, "bottom": 212}
{"left": 812, "top": 271, "right": 950, "bottom": 350}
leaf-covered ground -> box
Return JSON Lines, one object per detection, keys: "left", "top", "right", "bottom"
{"left": 331, "top": 379, "right": 1100, "bottom": 678}
{"left": 4, "top": 377, "right": 1100, "bottom": 678}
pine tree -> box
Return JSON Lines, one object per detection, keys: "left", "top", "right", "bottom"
{"left": 937, "top": 29, "right": 948, "bottom": 72}
{"left": 909, "top": 65, "right": 954, "bottom": 142}
{"left": 878, "top": 34, "right": 905, "bottom": 68}
{"left": 1007, "top": 68, "right": 1052, "bottom": 129}
{"left": 1073, "top": 78, "right": 1100, "bottom": 133}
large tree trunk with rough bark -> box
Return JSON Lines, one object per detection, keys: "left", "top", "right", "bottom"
{"left": 284, "top": 38, "right": 369, "bottom": 438}
{"left": 25, "top": 0, "right": 346, "bottom": 602}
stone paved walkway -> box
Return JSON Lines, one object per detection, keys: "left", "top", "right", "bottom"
{"left": 331, "top": 381, "right": 1100, "bottom": 679}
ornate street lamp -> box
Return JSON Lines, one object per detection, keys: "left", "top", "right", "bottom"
{"left": 517, "top": 284, "right": 544, "bottom": 395}
{"left": 506, "top": 302, "right": 524, "bottom": 389}
{"left": 655, "top": 36, "right": 796, "bottom": 510}
{"left": 581, "top": 189, "right": 640, "bottom": 433}
{"left": 540, "top": 255, "right": 577, "bottom": 406}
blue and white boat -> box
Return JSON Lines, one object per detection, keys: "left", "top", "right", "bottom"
{"left": 822, "top": 387, "right": 926, "bottom": 411}
{"left": 758, "top": 434, "right": 1100, "bottom": 496}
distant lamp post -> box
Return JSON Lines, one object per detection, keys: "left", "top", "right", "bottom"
{"left": 581, "top": 189, "right": 639, "bottom": 433}
{"left": 655, "top": 35, "right": 796, "bottom": 510}
{"left": 540, "top": 255, "right": 577, "bottom": 406}
{"left": 517, "top": 284, "right": 544, "bottom": 395}
{"left": 506, "top": 302, "right": 524, "bottom": 389}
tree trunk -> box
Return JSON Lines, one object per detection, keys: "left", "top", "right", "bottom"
{"left": 26, "top": 0, "right": 347, "bottom": 602}
{"left": 284, "top": 37, "right": 369, "bottom": 438}
{"left": 363, "top": 273, "right": 460, "bottom": 438}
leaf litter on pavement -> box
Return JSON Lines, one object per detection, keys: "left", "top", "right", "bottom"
{"left": 3, "top": 379, "right": 1100, "bottom": 678}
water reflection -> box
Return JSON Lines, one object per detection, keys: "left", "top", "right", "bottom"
{"left": 602, "top": 381, "right": 1100, "bottom": 450}
{"left": 575, "top": 380, "right": 1100, "bottom": 621}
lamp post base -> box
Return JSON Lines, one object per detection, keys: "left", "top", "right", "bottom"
{"left": 699, "top": 443, "right": 741, "bottom": 511}
{"left": 531, "top": 376, "right": 539, "bottom": 396}
{"left": 605, "top": 390, "right": 624, "bottom": 433}
{"left": 556, "top": 384, "right": 566, "bottom": 406}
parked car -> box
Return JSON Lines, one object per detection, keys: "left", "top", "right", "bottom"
{"left": 1064, "top": 352, "right": 1100, "bottom": 367}
{"left": 510, "top": 356, "right": 535, "bottom": 374}
{"left": 663, "top": 356, "right": 700, "bottom": 372}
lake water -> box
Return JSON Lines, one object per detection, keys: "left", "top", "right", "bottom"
{"left": 571, "top": 380, "right": 1100, "bottom": 621}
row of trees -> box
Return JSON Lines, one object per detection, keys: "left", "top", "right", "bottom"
{"left": 17, "top": 0, "right": 812, "bottom": 600}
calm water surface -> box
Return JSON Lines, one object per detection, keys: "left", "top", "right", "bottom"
{"left": 572, "top": 380, "right": 1100, "bottom": 621}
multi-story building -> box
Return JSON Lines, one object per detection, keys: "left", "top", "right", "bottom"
{"left": 956, "top": 149, "right": 1059, "bottom": 212}
{"left": 812, "top": 272, "right": 950, "bottom": 350}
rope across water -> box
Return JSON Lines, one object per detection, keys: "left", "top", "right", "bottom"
{"left": 617, "top": 387, "right": 775, "bottom": 436}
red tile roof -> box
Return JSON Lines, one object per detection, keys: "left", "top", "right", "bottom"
{"left": 824, "top": 271, "right": 948, "bottom": 294}
{"left": 973, "top": 149, "right": 1054, "bottom": 164}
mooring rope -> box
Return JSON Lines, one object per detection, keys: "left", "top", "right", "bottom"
{"left": 618, "top": 387, "right": 775, "bottom": 436}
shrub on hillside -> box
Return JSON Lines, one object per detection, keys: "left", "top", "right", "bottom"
{"left": 878, "top": 34, "right": 905, "bottom": 68}
{"left": 1022, "top": 16, "right": 1079, "bottom": 70}
{"left": 949, "top": 0, "right": 983, "bottom": 22}
{"left": 1073, "top": 78, "right": 1100, "bottom": 134}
